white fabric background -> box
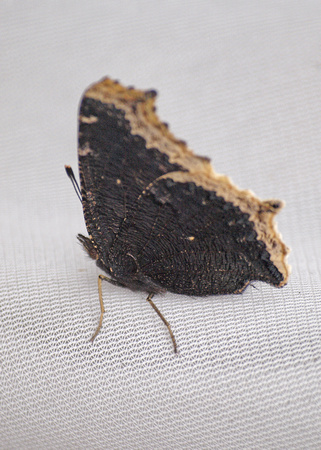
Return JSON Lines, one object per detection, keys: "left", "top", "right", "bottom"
{"left": 1, "top": 1, "right": 321, "bottom": 448}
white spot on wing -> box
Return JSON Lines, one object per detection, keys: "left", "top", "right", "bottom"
{"left": 79, "top": 115, "right": 98, "bottom": 124}
{"left": 79, "top": 143, "right": 93, "bottom": 156}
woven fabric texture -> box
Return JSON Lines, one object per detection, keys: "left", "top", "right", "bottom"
{"left": 1, "top": 1, "right": 321, "bottom": 448}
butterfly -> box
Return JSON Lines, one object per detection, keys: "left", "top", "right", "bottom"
{"left": 66, "top": 77, "right": 290, "bottom": 352}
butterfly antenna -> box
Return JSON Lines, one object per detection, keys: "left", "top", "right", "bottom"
{"left": 65, "top": 165, "right": 82, "bottom": 203}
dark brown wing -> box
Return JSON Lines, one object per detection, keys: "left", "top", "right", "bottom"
{"left": 78, "top": 77, "right": 290, "bottom": 294}
{"left": 78, "top": 82, "right": 185, "bottom": 250}
{"left": 110, "top": 175, "right": 286, "bottom": 295}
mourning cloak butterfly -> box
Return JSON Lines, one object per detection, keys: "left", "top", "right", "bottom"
{"left": 66, "top": 77, "right": 290, "bottom": 352}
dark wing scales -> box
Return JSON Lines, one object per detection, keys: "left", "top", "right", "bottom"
{"left": 78, "top": 97, "right": 184, "bottom": 249}
{"left": 110, "top": 176, "right": 284, "bottom": 295}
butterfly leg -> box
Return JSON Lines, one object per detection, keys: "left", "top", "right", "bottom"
{"left": 90, "top": 274, "right": 121, "bottom": 342}
{"left": 146, "top": 293, "right": 177, "bottom": 353}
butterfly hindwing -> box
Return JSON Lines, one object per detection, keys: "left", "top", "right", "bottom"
{"left": 110, "top": 175, "right": 284, "bottom": 295}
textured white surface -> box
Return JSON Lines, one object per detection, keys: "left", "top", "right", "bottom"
{"left": 1, "top": 1, "right": 321, "bottom": 448}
